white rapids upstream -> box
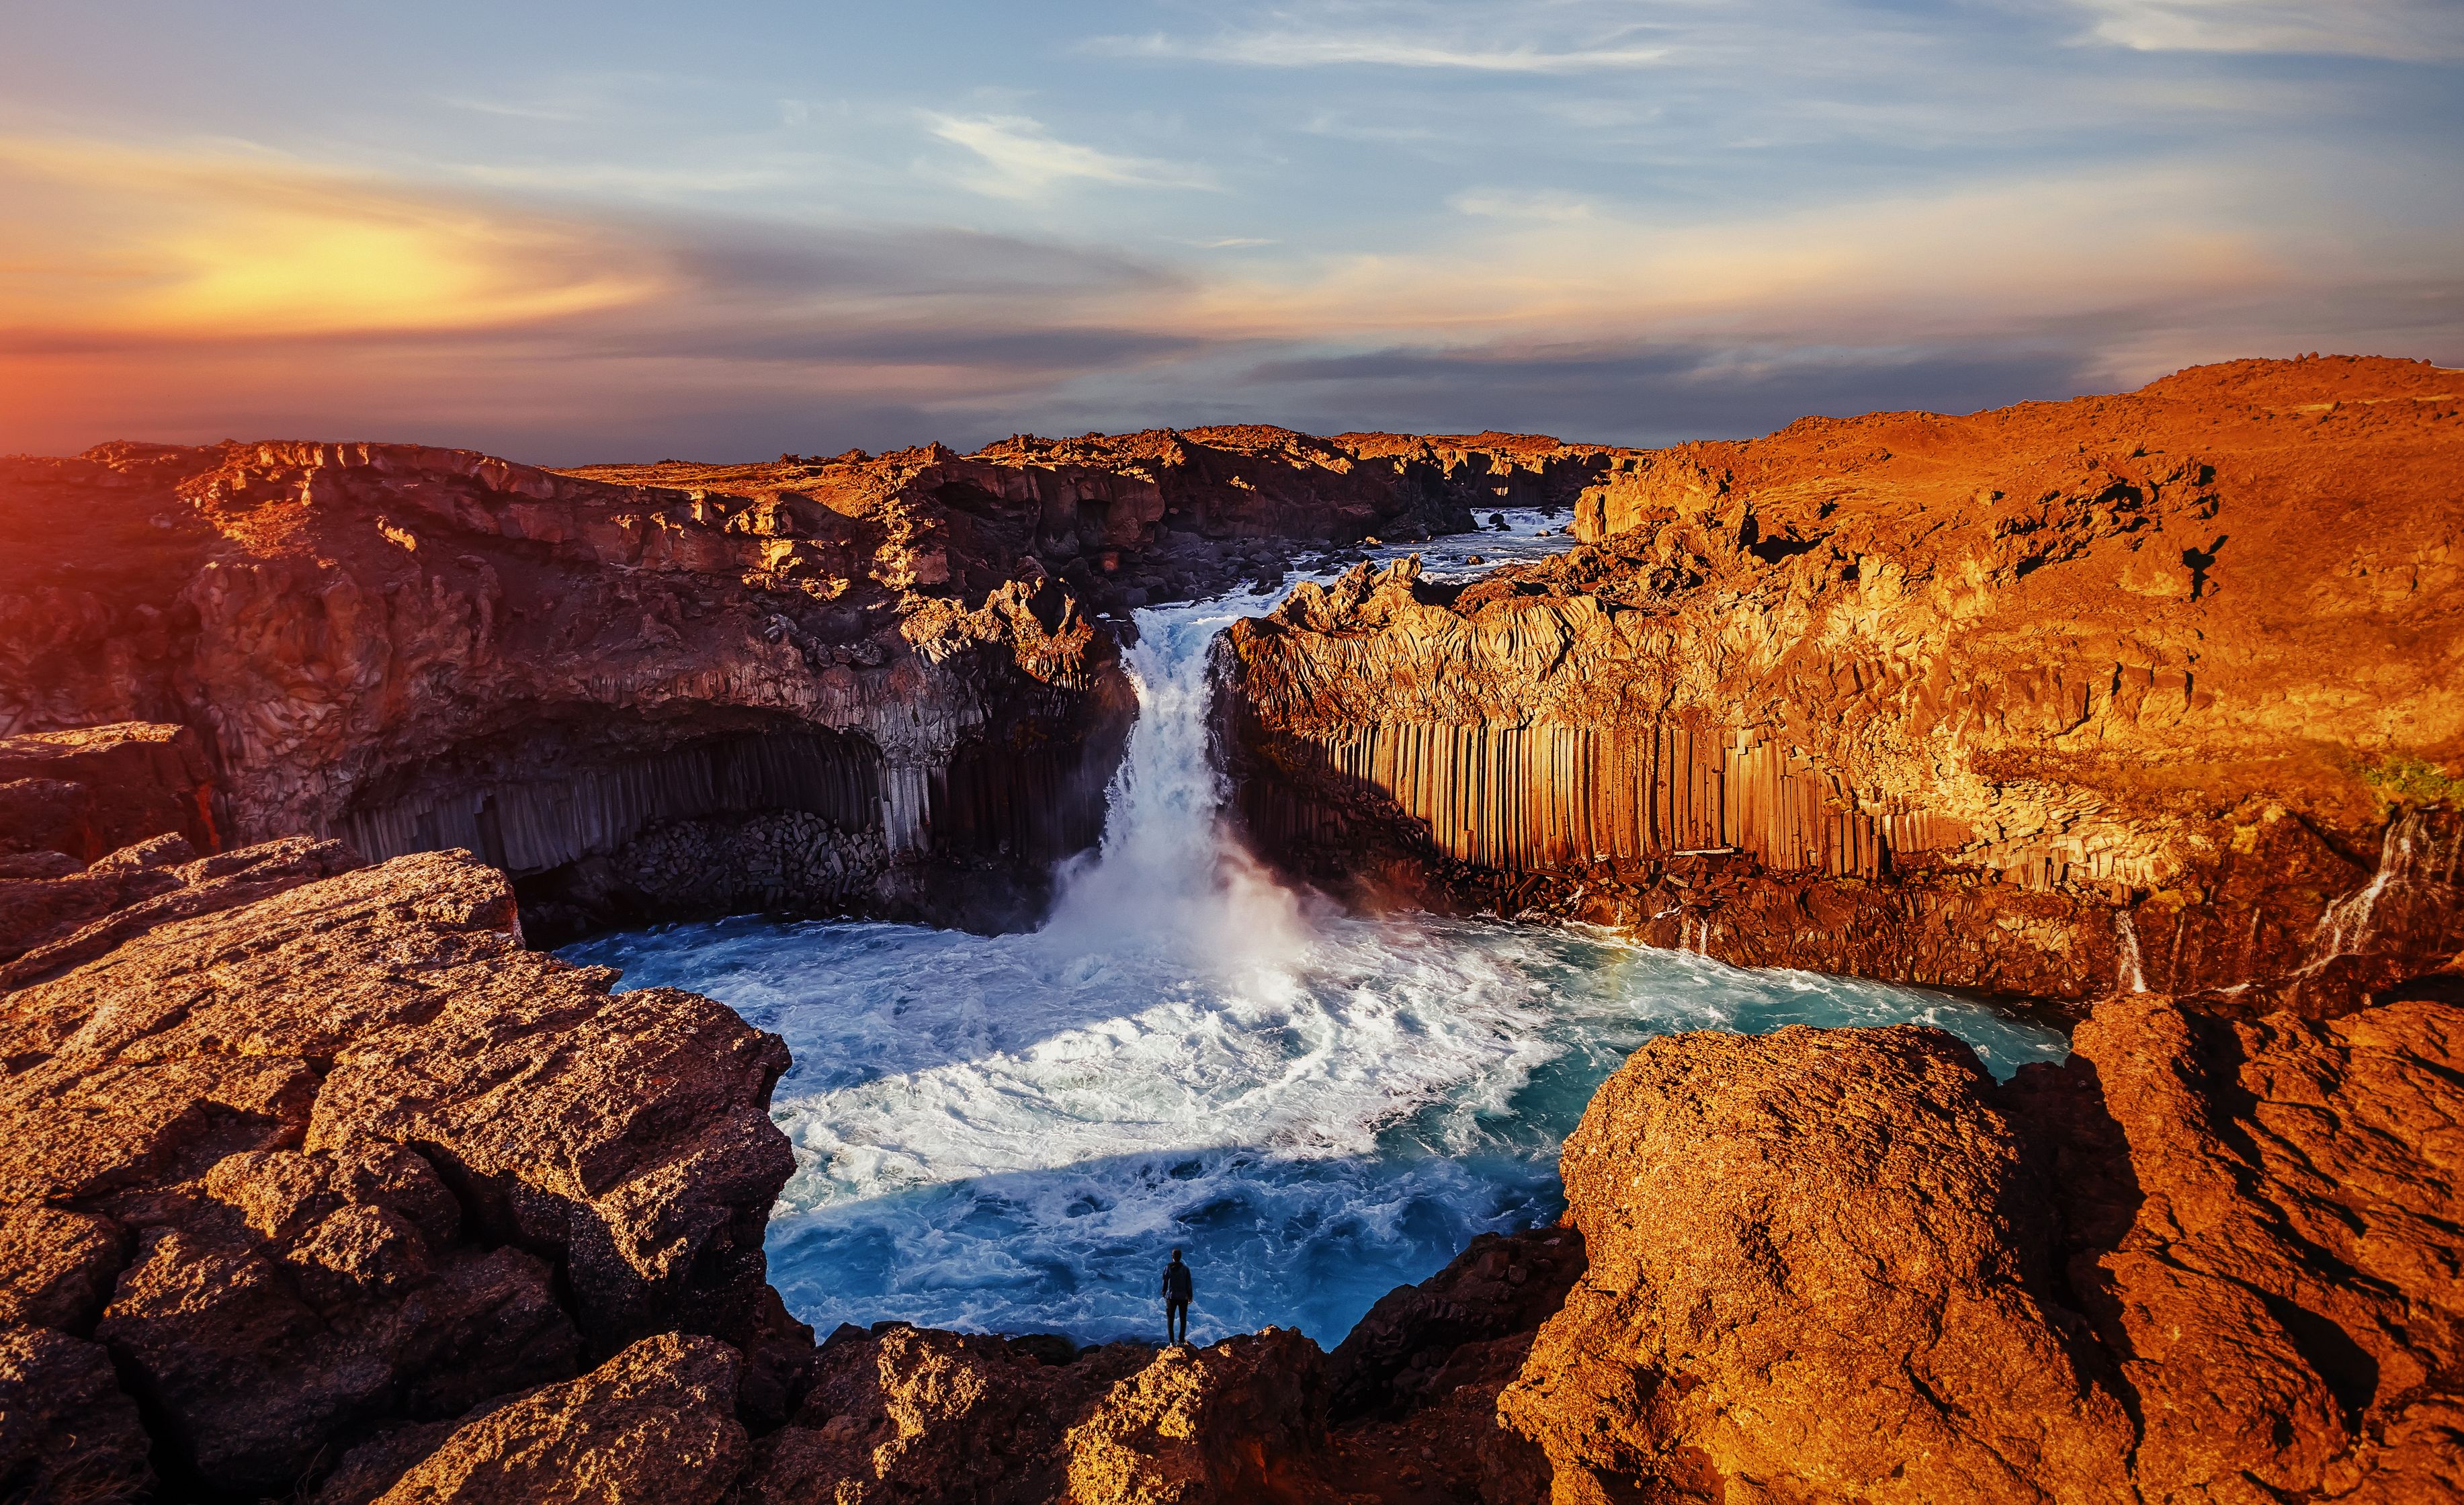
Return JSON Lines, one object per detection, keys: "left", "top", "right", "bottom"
{"left": 563, "top": 513, "right": 2068, "bottom": 1347}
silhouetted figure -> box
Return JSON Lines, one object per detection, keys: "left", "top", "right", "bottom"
{"left": 1162, "top": 1247, "right": 1193, "bottom": 1345}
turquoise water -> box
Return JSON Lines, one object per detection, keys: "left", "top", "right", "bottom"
{"left": 570, "top": 911, "right": 2062, "bottom": 1347}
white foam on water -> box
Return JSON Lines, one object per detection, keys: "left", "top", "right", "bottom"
{"left": 564, "top": 515, "right": 2069, "bottom": 1346}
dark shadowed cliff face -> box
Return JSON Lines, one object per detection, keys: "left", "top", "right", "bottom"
{"left": 0, "top": 427, "right": 1611, "bottom": 939}
{"left": 1220, "top": 356, "right": 2464, "bottom": 1015}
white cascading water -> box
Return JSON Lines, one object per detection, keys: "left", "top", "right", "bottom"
{"left": 564, "top": 515, "right": 2067, "bottom": 1346}
{"left": 2296, "top": 810, "right": 2463, "bottom": 977}
{"left": 2115, "top": 911, "right": 2150, "bottom": 994}
{"left": 1034, "top": 597, "right": 1313, "bottom": 974}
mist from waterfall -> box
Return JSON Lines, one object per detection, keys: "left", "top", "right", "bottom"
{"left": 1037, "top": 593, "right": 1312, "bottom": 979}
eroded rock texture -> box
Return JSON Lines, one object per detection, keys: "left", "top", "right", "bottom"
{"left": 0, "top": 427, "right": 1600, "bottom": 939}
{"left": 0, "top": 1323, "right": 156, "bottom": 1502}
{"left": 1222, "top": 357, "right": 2464, "bottom": 1010}
{"left": 0, "top": 841, "right": 800, "bottom": 1497}
{"left": 0, "top": 721, "right": 217, "bottom": 863}
{"left": 1501, "top": 992, "right": 2464, "bottom": 1504}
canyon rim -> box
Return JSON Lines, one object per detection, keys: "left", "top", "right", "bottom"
{"left": 1, "top": 353, "right": 2459, "bottom": 1504}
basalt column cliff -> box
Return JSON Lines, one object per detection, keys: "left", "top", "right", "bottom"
{"left": 1222, "top": 357, "right": 2464, "bottom": 1015}
{"left": 0, "top": 425, "right": 1588, "bottom": 939}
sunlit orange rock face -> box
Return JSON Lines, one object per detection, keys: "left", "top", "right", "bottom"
{"left": 1496, "top": 988, "right": 2464, "bottom": 1503}
{"left": 1223, "top": 356, "right": 2464, "bottom": 1015}
{"left": 5, "top": 832, "right": 2456, "bottom": 1502}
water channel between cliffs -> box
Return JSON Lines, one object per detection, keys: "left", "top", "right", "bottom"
{"left": 562, "top": 514, "right": 2068, "bottom": 1348}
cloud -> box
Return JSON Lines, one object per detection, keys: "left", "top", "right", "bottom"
{"left": 1447, "top": 189, "right": 1602, "bottom": 222}
{"left": 1179, "top": 167, "right": 2305, "bottom": 349}
{"left": 1085, "top": 28, "right": 1668, "bottom": 72}
{"left": 925, "top": 114, "right": 1217, "bottom": 198}
{"left": 2071, "top": 0, "right": 2464, "bottom": 60}
{"left": 1241, "top": 340, "right": 2107, "bottom": 441}
{"left": 0, "top": 139, "right": 654, "bottom": 341}
{"left": 0, "top": 136, "right": 1201, "bottom": 460}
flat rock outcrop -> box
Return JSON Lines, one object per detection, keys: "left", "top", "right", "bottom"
{"left": 1502, "top": 1023, "right": 2134, "bottom": 1502}
{"left": 1222, "top": 356, "right": 2464, "bottom": 1013}
{"left": 1499, "top": 989, "right": 2464, "bottom": 1502}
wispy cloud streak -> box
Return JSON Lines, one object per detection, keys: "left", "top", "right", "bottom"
{"left": 1085, "top": 29, "right": 1668, "bottom": 73}
{"left": 2072, "top": 0, "right": 2464, "bottom": 60}
{"left": 925, "top": 114, "right": 1216, "bottom": 197}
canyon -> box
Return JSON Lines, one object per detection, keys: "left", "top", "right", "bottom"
{"left": 3, "top": 355, "right": 2461, "bottom": 1504}
{"left": 0, "top": 425, "right": 1593, "bottom": 941}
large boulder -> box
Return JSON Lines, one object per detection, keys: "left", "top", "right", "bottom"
{"left": 1500, "top": 994, "right": 2464, "bottom": 1503}
{"left": 1500, "top": 1023, "right": 2133, "bottom": 1504}
{"left": 1062, "top": 1328, "right": 1334, "bottom": 1505}
{"left": 2005, "top": 994, "right": 2464, "bottom": 1500}
{"left": 735, "top": 1326, "right": 1341, "bottom": 1505}
{"left": 738, "top": 1325, "right": 1152, "bottom": 1505}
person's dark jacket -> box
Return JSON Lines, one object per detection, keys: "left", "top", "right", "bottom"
{"left": 1162, "top": 1261, "right": 1193, "bottom": 1303}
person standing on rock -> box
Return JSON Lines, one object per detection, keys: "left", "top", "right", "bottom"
{"left": 1162, "top": 1248, "right": 1194, "bottom": 1346}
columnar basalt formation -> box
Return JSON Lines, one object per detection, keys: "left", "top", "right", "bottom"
{"left": 1221, "top": 357, "right": 2464, "bottom": 1012}
{"left": 0, "top": 427, "right": 1612, "bottom": 939}
{"left": 9, "top": 361, "right": 2464, "bottom": 1504}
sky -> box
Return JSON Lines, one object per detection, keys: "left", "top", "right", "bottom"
{"left": 1, "top": 0, "right": 2459, "bottom": 462}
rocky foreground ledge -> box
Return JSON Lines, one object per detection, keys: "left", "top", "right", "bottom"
{"left": 6, "top": 837, "right": 2458, "bottom": 1503}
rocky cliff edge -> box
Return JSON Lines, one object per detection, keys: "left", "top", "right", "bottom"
{"left": 1222, "top": 355, "right": 2464, "bottom": 1014}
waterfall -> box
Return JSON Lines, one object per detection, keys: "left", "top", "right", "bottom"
{"left": 1039, "top": 596, "right": 1312, "bottom": 970}
{"left": 2114, "top": 910, "right": 2150, "bottom": 994}
{"left": 2303, "top": 810, "right": 2463, "bottom": 970}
